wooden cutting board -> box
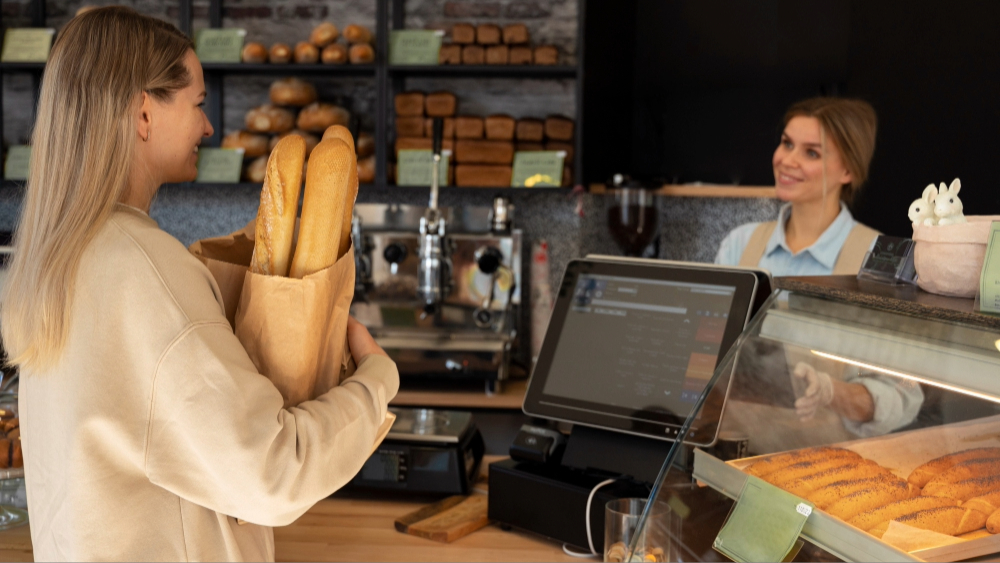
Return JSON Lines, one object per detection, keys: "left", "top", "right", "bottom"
{"left": 394, "top": 494, "right": 489, "bottom": 543}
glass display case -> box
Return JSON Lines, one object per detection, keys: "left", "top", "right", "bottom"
{"left": 630, "top": 276, "right": 1000, "bottom": 562}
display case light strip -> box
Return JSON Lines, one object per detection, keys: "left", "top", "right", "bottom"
{"left": 811, "top": 350, "right": 1000, "bottom": 405}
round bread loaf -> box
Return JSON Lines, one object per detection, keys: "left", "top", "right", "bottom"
{"left": 270, "top": 129, "right": 319, "bottom": 156}
{"left": 250, "top": 136, "right": 307, "bottom": 276}
{"left": 349, "top": 43, "right": 375, "bottom": 64}
{"left": 221, "top": 130, "right": 269, "bottom": 158}
{"left": 321, "top": 43, "right": 348, "bottom": 64}
{"left": 269, "top": 77, "right": 318, "bottom": 107}
{"left": 344, "top": 24, "right": 372, "bottom": 44}
{"left": 245, "top": 156, "right": 267, "bottom": 183}
{"left": 297, "top": 103, "right": 351, "bottom": 133}
{"left": 310, "top": 22, "right": 339, "bottom": 47}
{"left": 356, "top": 131, "right": 375, "bottom": 158}
{"left": 294, "top": 41, "right": 319, "bottom": 64}
{"left": 269, "top": 43, "right": 292, "bottom": 64}
{"left": 245, "top": 105, "right": 296, "bottom": 134}
{"left": 241, "top": 42, "right": 268, "bottom": 63}
{"left": 358, "top": 154, "right": 375, "bottom": 184}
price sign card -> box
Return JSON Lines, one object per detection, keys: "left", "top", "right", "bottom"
{"left": 195, "top": 28, "right": 246, "bottom": 63}
{"left": 511, "top": 151, "right": 565, "bottom": 187}
{"left": 713, "top": 476, "right": 812, "bottom": 563}
{"left": 397, "top": 149, "right": 450, "bottom": 186}
{"left": 1, "top": 28, "right": 55, "bottom": 62}
{"left": 389, "top": 30, "right": 443, "bottom": 65}
{"left": 196, "top": 148, "right": 244, "bottom": 183}
{"left": 979, "top": 221, "right": 1000, "bottom": 314}
{"left": 4, "top": 146, "right": 31, "bottom": 181}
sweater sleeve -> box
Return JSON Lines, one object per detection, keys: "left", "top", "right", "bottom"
{"left": 143, "top": 320, "right": 399, "bottom": 526}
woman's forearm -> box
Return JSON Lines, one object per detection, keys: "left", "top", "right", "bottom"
{"left": 830, "top": 380, "right": 875, "bottom": 422}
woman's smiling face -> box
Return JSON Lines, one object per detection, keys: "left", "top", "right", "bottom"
{"left": 772, "top": 116, "right": 852, "bottom": 204}
{"left": 148, "top": 50, "right": 214, "bottom": 183}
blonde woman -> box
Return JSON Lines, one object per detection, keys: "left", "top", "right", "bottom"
{"left": 0, "top": 8, "right": 398, "bottom": 561}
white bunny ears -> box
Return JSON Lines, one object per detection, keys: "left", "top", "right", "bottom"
{"left": 909, "top": 178, "right": 966, "bottom": 228}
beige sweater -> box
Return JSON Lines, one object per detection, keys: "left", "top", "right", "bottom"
{"left": 19, "top": 205, "right": 399, "bottom": 561}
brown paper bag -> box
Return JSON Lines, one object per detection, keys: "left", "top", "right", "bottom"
{"left": 189, "top": 219, "right": 355, "bottom": 408}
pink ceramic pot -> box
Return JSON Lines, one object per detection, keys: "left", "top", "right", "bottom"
{"left": 912, "top": 215, "right": 1000, "bottom": 298}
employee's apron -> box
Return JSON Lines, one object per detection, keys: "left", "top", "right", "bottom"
{"left": 737, "top": 221, "right": 880, "bottom": 275}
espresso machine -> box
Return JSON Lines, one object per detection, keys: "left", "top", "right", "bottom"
{"left": 350, "top": 120, "right": 522, "bottom": 394}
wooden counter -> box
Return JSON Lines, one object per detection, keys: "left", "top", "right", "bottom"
{"left": 590, "top": 183, "right": 777, "bottom": 198}
{"left": 0, "top": 457, "right": 579, "bottom": 562}
{"left": 391, "top": 378, "right": 527, "bottom": 410}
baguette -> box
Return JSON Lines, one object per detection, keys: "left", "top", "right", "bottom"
{"left": 926, "top": 458, "right": 1000, "bottom": 486}
{"left": 847, "top": 496, "right": 959, "bottom": 532}
{"left": 988, "top": 508, "right": 1000, "bottom": 534}
{"left": 923, "top": 475, "right": 1000, "bottom": 502}
{"left": 908, "top": 448, "right": 1000, "bottom": 487}
{"left": 764, "top": 458, "right": 863, "bottom": 488}
{"left": 320, "top": 125, "right": 359, "bottom": 259}
{"left": 781, "top": 461, "right": 893, "bottom": 498}
{"left": 825, "top": 481, "right": 915, "bottom": 521}
{"left": 743, "top": 447, "right": 861, "bottom": 478}
{"left": 963, "top": 489, "right": 1000, "bottom": 516}
{"left": 870, "top": 506, "right": 987, "bottom": 538}
{"left": 805, "top": 475, "right": 903, "bottom": 509}
{"left": 289, "top": 138, "right": 355, "bottom": 278}
{"left": 249, "top": 135, "right": 307, "bottom": 276}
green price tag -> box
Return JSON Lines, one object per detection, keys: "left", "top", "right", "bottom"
{"left": 397, "top": 150, "right": 450, "bottom": 186}
{"left": 511, "top": 151, "right": 565, "bottom": 187}
{"left": 389, "top": 30, "right": 444, "bottom": 65}
{"left": 979, "top": 221, "right": 1000, "bottom": 314}
{"left": 196, "top": 148, "right": 244, "bottom": 183}
{"left": 195, "top": 28, "right": 246, "bottom": 63}
{"left": 1, "top": 28, "right": 55, "bottom": 62}
{"left": 713, "top": 476, "right": 812, "bottom": 563}
{"left": 3, "top": 146, "right": 31, "bottom": 181}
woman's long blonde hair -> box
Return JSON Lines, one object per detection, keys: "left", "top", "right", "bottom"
{"left": 0, "top": 7, "right": 193, "bottom": 371}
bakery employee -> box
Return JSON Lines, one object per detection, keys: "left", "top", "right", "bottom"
{"left": 717, "top": 97, "right": 922, "bottom": 437}
{"left": 0, "top": 8, "right": 398, "bottom": 561}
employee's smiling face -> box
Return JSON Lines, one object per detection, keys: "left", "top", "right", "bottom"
{"left": 772, "top": 116, "right": 851, "bottom": 204}
{"left": 149, "top": 50, "right": 214, "bottom": 183}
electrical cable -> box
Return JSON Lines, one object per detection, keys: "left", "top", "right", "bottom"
{"left": 560, "top": 477, "right": 618, "bottom": 558}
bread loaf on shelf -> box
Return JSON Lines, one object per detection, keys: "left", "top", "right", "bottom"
{"left": 476, "top": 24, "right": 501, "bottom": 45}
{"left": 452, "top": 23, "right": 476, "bottom": 44}
{"left": 296, "top": 103, "right": 350, "bottom": 133}
{"left": 349, "top": 44, "right": 375, "bottom": 64}
{"left": 425, "top": 117, "right": 455, "bottom": 138}
{"left": 806, "top": 475, "right": 908, "bottom": 509}
{"left": 908, "top": 448, "right": 1000, "bottom": 487}
{"left": 780, "top": 461, "right": 894, "bottom": 498}
{"left": 396, "top": 116, "right": 426, "bottom": 138}
{"left": 344, "top": 24, "right": 373, "bottom": 44}
{"left": 509, "top": 46, "right": 532, "bottom": 65}
{"left": 294, "top": 41, "right": 319, "bottom": 64}
{"left": 545, "top": 141, "right": 574, "bottom": 163}
{"left": 825, "top": 481, "right": 915, "bottom": 521}
{"left": 763, "top": 457, "right": 863, "bottom": 487}
{"left": 356, "top": 132, "right": 375, "bottom": 158}
{"left": 222, "top": 130, "right": 270, "bottom": 158}
{"left": 269, "top": 43, "right": 292, "bottom": 63}
{"left": 270, "top": 129, "right": 319, "bottom": 156}
{"left": 533, "top": 45, "right": 559, "bottom": 65}
{"left": 322, "top": 43, "right": 348, "bottom": 64}
{"left": 245, "top": 156, "right": 267, "bottom": 183}
{"left": 486, "top": 45, "right": 509, "bottom": 65}
{"left": 309, "top": 22, "right": 339, "bottom": 47}
{"left": 485, "top": 115, "right": 516, "bottom": 141}
{"left": 926, "top": 458, "right": 1000, "bottom": 486}
{"left": 242, "top": 42, "right": 268, "bottom": 63}
{"left": 923, "top": 475, "right": 1000, "bottom": 501}
{"left": 744, "top": 447, "right": 861, "bottom": 478}
{"left": 847, "top": 496, "right": 960, "bottom": 532}
{"left": 455, "top": 140, "right": 515, "bottom": 164}
{"left": 395, "top": 92, "right": 426, "bottom": 116}
{"left": 269, "top": 77, "right": 318, "bottom": 107}
{"left": 249, "top": 135, "right": 306, "bottom": 276}
{"left": 245, "top": 105, "right": 296, "bottom": 134}
{"left": 358, "top": 154, "right": 375, "bottom": 184}
{"left": 515, "top": 118, "right": 544, "bottom": 141}
{"left": 455, "top": 164, "right": 512, "bottom": 187}
{"left": 462, "top": 45, "right": 485, "bottom": 65}
{"left": 439, "top": 44, "right": 462, "bottom": 64}
{"left": 425, "top": 91, "right": 457, "bottom": 117}
{"left": 869, "top": 507, "right": 988, "bottom": 538}
{"left": 545, "top": 116, "right": 575, "bottom": 141}
{"left": 964, "top": 490, "right": 1000, "bottom": 516}
{"left": 455, "top": 116, "right": 485, "bottom": 139}
{"left": 502, "top": 24, "right": 530, "bottom": 45}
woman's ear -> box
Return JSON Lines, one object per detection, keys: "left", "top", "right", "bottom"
{"left": 137, "top": 91, "right": 152, "bottom": 142}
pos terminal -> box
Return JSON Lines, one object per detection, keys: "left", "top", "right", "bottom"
{"left": 488, "top": 257, "right": 769, "bottom": 551}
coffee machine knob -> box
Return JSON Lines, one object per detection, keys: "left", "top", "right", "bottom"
{"left": 475, "top": 246, "right": 504, "bottom": 275}
{"left": 383, "top": 243, "right": 408, "bottom": 275}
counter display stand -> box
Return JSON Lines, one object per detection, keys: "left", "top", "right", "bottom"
{"left": 630, "top": 276, "right": 1000, "bottom": 562}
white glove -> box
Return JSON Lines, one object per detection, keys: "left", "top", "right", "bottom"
{"left": 793, "top": 362, "right": 834, "bottom": 421}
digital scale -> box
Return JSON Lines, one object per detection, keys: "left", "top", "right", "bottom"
{"left": 347, "top": 408, "right": 485, "bottom": 495}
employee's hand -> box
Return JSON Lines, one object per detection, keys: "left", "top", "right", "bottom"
{"left": 347, "top": 316, "right": 388, "bottom": 364}
{"left": 792, "top": 362, "right": 834, "bottom": 421}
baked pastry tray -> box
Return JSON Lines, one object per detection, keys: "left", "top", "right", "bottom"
{"left": 693, "top": 414, "right": 1000, "bottom": 562}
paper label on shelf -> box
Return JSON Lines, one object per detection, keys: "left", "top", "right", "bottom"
{"left": 389, "top": 30, "right": 443, "bottom": 65}
{"left": 3, "top": 146, "right": 31, "bottom": 181}
{"left": 511, "top": 151, "right": 565, "bottom": 187}
{"left": 196, "top": 148, "right": 244, "bottom": 183}
{"left": 713, "top": 476, "right": 812, "bottom": 563}
{"left": 195, "top": 28, "right": 246, "bottom": 63}
{"left": 1, "top": 28, "right": 55, "bottom": 62}
{"left": 979, "top": 221, "right": 1000, "bottom": 314}
{"left": 396, "top": 149, "right": 450, "bottom": 187}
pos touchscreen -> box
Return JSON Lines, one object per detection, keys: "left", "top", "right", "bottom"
{"left": 522, "top": 259, "right": 760, "bottom": 445}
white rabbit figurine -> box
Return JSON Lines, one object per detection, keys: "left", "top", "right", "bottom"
{"left": 934, "top": 178, "right": 967, "bottom": 225}
{"left": 908, "top": 184, "right": 938, "bottom": 227}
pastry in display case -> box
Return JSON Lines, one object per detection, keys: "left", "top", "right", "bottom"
{"left": 630, "top": 276, "right": 1000, "bottom": 562}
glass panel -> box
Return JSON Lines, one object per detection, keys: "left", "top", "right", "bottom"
{"left": 630, "top": 287, "right": 1000, "bottom": 562}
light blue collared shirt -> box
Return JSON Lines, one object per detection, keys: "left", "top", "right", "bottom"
{"left": 714, "top": 202, "right": 857, "bottom": 276}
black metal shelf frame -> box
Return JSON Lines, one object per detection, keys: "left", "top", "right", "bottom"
{"left": 0, "top": 0, "right": 583, "bottom": 191}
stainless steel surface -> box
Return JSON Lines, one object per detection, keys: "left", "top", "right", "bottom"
{"left": 386, "top": 408, "right": 473, "bottom": 444}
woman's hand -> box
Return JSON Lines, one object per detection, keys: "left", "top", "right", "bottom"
{"left": 347, "top": 316, "right": 388, "bottom": 365}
